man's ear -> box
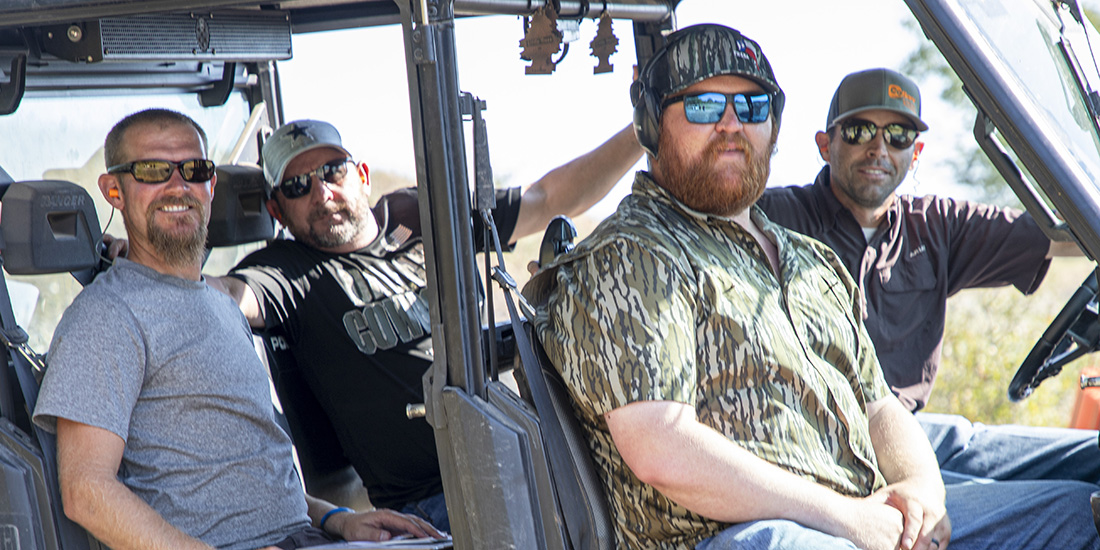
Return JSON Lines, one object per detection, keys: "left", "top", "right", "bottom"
{"left": 266, "top": 198, "right": 284, "bottom": 225}
{"left": 814, "top": 131, "right": 831, "bottom": 163}
{"left": 357, "top": 162, "right": 370, "bottom": 191}
{"left": 98, "top": 174, "right": 124, "bottom": 209}
{"left": 208, "top": 171, "right": 217, "bottom": 200}
{"left": 913, "top": 141, "right": 925, "bottom": 163}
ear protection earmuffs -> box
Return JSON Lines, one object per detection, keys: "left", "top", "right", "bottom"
{"left": 631, "top": 64, "right": 664, "bottom": 159}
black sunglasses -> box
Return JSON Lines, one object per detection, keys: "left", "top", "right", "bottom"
{"left": 837, "top": 118, "right": 919, "bottom": 150}
{"left": 277, "top": 159, "right": 355, "bottom": 200}
{"left": 107, "top": 159, "right": 216, "bottom": 184}
{"left": 663, "top": 92, "right": 771, "bottom": 124}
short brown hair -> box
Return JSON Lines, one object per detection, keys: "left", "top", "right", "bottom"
{"left": 104, "top": 109, "right": 208, "bottom": 168}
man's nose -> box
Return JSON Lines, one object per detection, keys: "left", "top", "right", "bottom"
{"left": 311, "top": 173, "right": 337, "bottom": 201}
{"left": 866, "top": 130, "right": 890, "bottom": 157}
{"left": 714, "top": 103, "right": 744, "bottom": 133}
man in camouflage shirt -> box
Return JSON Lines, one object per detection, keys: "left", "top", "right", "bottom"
{"left": 529, "top": 23, "right": 1100, "bottom": 550}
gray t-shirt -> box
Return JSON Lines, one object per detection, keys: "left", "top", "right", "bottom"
{"left": 33, "top": 258, "right": 309, "bottom": 550}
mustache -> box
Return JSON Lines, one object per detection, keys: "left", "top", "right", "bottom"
{"left": 308, "top": 200, "right": 352, "bottom": 224}
{"left": 148, "top": 195, "right": 204, "bottom": 212}
{"left": 854, "top": 159, "right": 896, "bottom": 174}
{"left": 707, "top": 133, "right": 755, "bottom": 160}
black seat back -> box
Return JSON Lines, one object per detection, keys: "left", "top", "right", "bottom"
{"left": 206, "top": 164, "right": 275, "bottom": 248}
{"left": 0, "top": 180, "right": 107, "bottom": 549}
{"left": 517, "top": 321, "right": 614, "bottom": 549}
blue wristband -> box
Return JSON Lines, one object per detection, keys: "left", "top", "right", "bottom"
{"left": 319, "top": 507, "right": 354, "bottom": 531}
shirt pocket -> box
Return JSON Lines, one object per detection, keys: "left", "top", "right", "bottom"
{"left": 879, "top": 254, "right": 936, "bottom": 293}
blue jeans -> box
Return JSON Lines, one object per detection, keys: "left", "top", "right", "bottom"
{"left": 919, "top": 412, "right": 1100, "bottom": 484}
{"left": 697, "top": 479, "right": 1100, "bottom": 550}
{"left": 399, "top": 491, "right": 450, "bottom": 534}
{"left": 696, "top": 520, "right": 858, "bottom": 550}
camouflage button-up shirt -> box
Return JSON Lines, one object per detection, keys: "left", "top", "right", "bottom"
{"left": 528, "top": 172, "right": 891, "bottom": 549}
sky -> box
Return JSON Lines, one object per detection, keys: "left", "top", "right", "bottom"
{"left": 277, "top": 0, "right": 957, "bottom": 218}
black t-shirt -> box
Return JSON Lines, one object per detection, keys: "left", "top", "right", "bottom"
{"left": 230, "top": 187, "right": 521, "bottom": 508}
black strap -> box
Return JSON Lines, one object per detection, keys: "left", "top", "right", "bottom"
{"left": 0, "top": 268, "right": 44, "bottom": 422}
{"left": 492, "top": 266, "right": 590, "bottom": 550}
{"left": 468, "top": 86, "right": 587, "bottom": 547}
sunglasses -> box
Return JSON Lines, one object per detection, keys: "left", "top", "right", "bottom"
{"left": 663, "top": 92, "right": 772, "bottom": 124}
{"left": 277, "top": 159, "right": 355, "bottom": 199}
{"left": 837, "top": 119, "right": 919, "bottom": 149}
{"left": 108, "top": 159, "right": 216, "bottom": 184}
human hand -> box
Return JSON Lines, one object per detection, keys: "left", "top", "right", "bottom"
{"left": 102, "top": 233, "right": 128, "bottom": 259}
{"left": 831, "top": 497, "right": 905, "bottom": 550}
{"left": 327, "top": 508, "right": 445, "bottom": 542}
{"left": 869, "top": 479, "right": 950, "bottom": 550}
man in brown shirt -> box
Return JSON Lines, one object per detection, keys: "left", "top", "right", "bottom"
{"left": 757, "top": 68, "right": 1099, "bottom": 485}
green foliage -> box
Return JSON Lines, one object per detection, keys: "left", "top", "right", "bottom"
{"left": 930, "top": 258, "right": 1099, "bottom": 427}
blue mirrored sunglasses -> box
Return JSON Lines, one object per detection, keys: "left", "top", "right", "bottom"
{"left": 663, "top": 92, "right": 772, "bottom": 124}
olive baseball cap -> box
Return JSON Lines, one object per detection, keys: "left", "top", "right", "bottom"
{"left": 261, "top": 120, "right": 350, "bottom": 195}
{"left": 826, "top": 68, "right": 928, "bottom": 131}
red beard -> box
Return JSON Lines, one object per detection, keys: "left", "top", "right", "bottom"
{"left": 656, "top": 128, "right": 774, "bottom": 218}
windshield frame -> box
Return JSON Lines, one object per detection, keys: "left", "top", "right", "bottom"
{"left": 905, "top": 0, "right": 1100, "bottom": 260}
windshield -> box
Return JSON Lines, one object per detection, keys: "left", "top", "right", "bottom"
{"left": 1, "top": 92, "right": 254, "bottom": 350}
{"left": 969, "top": 0, "right": 1100, "bottom": 190}
{"left": 910, "top": 0, "right": 1100, "bottom": 256}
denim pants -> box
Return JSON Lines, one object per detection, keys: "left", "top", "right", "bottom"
{"left": 696, "top": 478, "right": 1100, "bottom": 550}
{"left": 918, "top": 412, "right": 1100, "bottom": 484}
{"left": 399, "top": 491, "right": 450, "bottom": 534}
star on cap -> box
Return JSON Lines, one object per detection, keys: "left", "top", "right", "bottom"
{"left": 287, "top": 123, "right": 311, "bottom": 141}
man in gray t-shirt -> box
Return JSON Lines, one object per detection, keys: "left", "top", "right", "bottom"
{"left": 32, "top": 109, "right": 439, "bottom": 549}
{"left": 36, "top": 257, "right": 309, "bottom": 549}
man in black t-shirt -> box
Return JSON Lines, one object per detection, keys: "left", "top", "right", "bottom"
{"left": 210, "top": 119, "right": 643, "bottom": 531}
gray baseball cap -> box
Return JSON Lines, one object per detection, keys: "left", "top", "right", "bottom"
{"left": 261, "top": 120, "right": 351, "bottom": 195}
{"left": 826, "top": 68, "right": 928, "bottom": 131}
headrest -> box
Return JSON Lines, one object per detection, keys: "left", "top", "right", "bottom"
{"left": 207, "top": 164, "right": 275, "bottom": 248}
{"left": 0, "top": 180, "right": 101, "bottom": 275}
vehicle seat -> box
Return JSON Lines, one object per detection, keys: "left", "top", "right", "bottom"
{"left": 0, "top": 179, "right": 107, "bottom": 550}
{"left": 206, "top": 164, "right": 275, "bottom": 248}
{"left": 511, "top": 215, "right": 613, "bottom": 549}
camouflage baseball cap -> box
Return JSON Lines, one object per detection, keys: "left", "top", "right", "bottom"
{"left": 641, "top": 23, "right": 785, "bottom": 122}
{"left": 826, "top": 68, "right": 929, "bottom": 131}
{"left": 261, "top": 120, "right": 351, "bottom": 195}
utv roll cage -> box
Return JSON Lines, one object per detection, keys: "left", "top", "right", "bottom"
{"left": 7, "top": 0, "right": 1100, "bottom": 548}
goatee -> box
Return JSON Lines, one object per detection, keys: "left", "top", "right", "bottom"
{"left": 287, "top": 195, "right": 373, "bottom": 250}
{"left": 145, "top": 196, "right": 208, "bottom": 268}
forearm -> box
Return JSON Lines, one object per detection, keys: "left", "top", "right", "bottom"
{"left": 510, "top": 124, "right": 643, "bottom": 242}
{"left": 609, "top": 401, "right": 874, "bottom": 535}
{"left": 62, "top": 471, "right": 210, "bottom": 550}
{"left": 867, "top": 397, "right": 944, "bottom": 494}
{"left": 1048, "top": 238, "right": 1084, "bottom": 258}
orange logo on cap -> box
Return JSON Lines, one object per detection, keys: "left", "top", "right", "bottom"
{"left": 889, "top": 84, "right": 917, "bottom": 113}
